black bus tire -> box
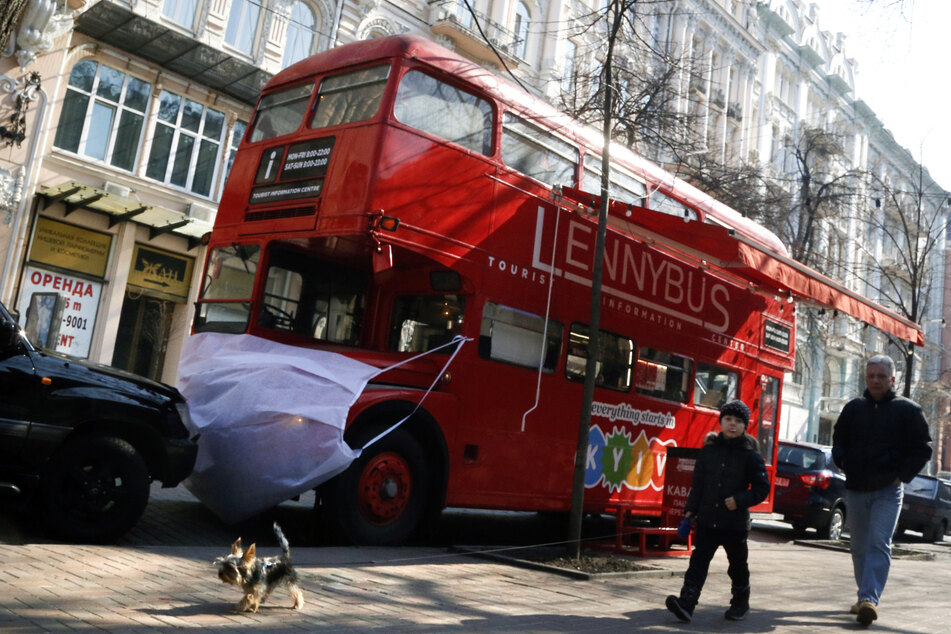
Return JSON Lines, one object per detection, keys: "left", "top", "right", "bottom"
{"left": 39, "top": 435, "right": 151, "bottom": 543}
{"left": 323, "top": 427, "right": 429, "bottom": 546}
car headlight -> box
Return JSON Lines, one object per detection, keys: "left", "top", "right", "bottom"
{"left": 161, "top": 401, "right": 196, "bottom": 439}
{"left": 175, "top": 401, "right": 199, "bottom": 437}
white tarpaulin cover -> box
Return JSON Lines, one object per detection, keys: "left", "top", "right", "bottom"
{"left": 177, "top": 332, "right": 465, "bottom": 523}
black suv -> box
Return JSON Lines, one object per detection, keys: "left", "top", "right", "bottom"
{"left": 0, "top": 300, "right": 197, "bottom": 542}
{"left": 773, "top": 441, "right": 847, "bottom": 540}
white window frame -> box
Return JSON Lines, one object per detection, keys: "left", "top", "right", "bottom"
{"left": 225, "top": 0, "right": 262, "bottom": 56}
{"left": 145, "top": 90, "right": 227, "bottom": 199}
{"left": 162, "top": 0, "right": 200, "bottom": 30}
{"left": 513, "top": 1, "right": 530, "bottom": 59}
{"left": 53, "top": 59, "right": 152, "bottom": 174}
{"left": 282, "top": 1, "right": 319, "bottom": 69}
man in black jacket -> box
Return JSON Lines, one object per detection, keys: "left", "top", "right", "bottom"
{"left": 665, "top": 400, "right": 770, "bottom": 622}
{"left": 832, "top": 354, "right": 932, "bottom": 627}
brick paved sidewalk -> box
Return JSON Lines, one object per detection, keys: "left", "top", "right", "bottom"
{"left": 1, "top": 536, "right": 949, "bottom": 632}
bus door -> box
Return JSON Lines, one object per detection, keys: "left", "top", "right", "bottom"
{"left": 752, "top": 373, "right": 781, "bottom": 511}
{"left": 757, "top": 374, "right": 780, "bottom": 465}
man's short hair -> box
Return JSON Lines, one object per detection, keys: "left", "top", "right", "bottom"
{"left": 867, "top": 354, "right": 895, "bottom": 377}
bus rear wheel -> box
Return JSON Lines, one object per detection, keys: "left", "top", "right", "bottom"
{"left": 323, "top": 428, "right": 429, "bottom": 546}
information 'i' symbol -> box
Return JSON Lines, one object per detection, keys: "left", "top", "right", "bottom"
{"left": 264, "top": 150, "right": 279, "bottom": 180}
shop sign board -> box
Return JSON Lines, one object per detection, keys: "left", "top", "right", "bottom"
{"left": 29, "top": 217, "right": 112, "bottom": 278}
{"left": 127, "top": 244, "right": 194, "bottom": 301}
{"left": 17, "top": 266, "right": 102, "bottom": 358}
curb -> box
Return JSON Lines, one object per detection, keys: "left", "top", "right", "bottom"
{"left": 451, "top": 545, "right": 682, "bottom": 580}
{"left": 794, "top": 539, "right": 936, "bottom": 561}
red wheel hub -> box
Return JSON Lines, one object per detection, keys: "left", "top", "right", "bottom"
{"left": 357, "top": 451, "right": 412, "bottom": 525}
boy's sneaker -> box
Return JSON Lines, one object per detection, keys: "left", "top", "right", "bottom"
{"left": 724, "top": 603, "right": 749, "bottom": 621}
{"left": 856, "top": 601, "right": 878, "bottom": 626}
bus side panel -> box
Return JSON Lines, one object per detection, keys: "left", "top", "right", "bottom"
{"left": 372, "top": 127, "right": 498, "bottom": 267}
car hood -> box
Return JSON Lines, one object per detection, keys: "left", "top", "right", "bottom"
{"left": 32, "top": 349, "right": 182, "bottom": 403}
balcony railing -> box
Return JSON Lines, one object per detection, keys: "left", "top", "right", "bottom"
{"left": 429, "top": 0, "right": 523, "bottom": 64}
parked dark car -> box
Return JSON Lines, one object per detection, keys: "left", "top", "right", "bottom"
{"left": 0, "top": 300, "right": 198, "bottom": 542}
{"left": 896, "top": 475, "right": 951, "bottom": 542}
{"left": 773, "top": 441, "right": 847, "bottom": 540}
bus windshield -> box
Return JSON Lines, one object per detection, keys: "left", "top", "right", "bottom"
{"left": 258, "top": 247, "right": 366, "bottom": 345}
{"left": 194, "top": 244, "right": 260, "bottom": 333}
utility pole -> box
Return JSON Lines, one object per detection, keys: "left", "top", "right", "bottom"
{"left": 567, "top": 0, "right": 628, "bottom": 559}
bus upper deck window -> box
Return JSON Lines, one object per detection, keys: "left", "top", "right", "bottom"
{"left": 502, "top": 113, "right": 577, "bottom": 186}
{"left": 650, "top": 190, "right": 699, "bottom": 222}
{"left": 582, "top": 154, "right": 647, "bottom": 204}
{"left": 394, "top": 70, "right": 493, "bottom": 155}
{"left": 310, "top": 64, "right": 389, "bottom": 129}
{"left": 694, "top": 362, "right": 739, "bottom": 409}
{"left": 249, "top": 84, "right": 314, "bottom": 142}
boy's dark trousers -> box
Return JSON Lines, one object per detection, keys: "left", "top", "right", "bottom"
{"left": 669, "top": 524, "right": 751, "bottom": 619}
{"left": 684, "top": 524, "right": 750, "bottom": 590}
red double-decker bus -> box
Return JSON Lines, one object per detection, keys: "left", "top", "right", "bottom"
{"left": 191, "top": 35, "right": 922, "bottom": 544}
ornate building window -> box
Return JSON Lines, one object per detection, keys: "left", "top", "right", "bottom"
{"left": 282, "top": 1, "right": 319, "bottom": 69}
{"left": 53, "top": 60, "right": 152, "bottom": 172}
{"left": 145, "top": 91, "right": 226, "bottom": 197}
{"left": 513, "top": 1, "right": 530, "bottom": 59}
{"left": 561, "top": 38, "right": 576, "bottom": 93}
{"left": 225, "top": 0, "right": 262, "bottom": 55}
{"left": 162, "top": 0, "right": 199, "bottom": 29}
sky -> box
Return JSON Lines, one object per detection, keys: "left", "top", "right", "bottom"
{"left": 812, "top": 0, "right": 951, "bottom": 190}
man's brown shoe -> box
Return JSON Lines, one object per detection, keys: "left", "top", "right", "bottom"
{"left": 850, "top": 602, "right": 860, "bottom": 614}
{"left": 856, "top": 601, "right": 878, "bottom": 626}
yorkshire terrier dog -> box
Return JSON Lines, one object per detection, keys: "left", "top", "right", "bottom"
{"left": 214, "top": 522, "right": 305, "bottom": 613}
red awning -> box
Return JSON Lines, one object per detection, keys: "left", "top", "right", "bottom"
{"left": 558, "top": 187, "right": 924, "bottom": 346}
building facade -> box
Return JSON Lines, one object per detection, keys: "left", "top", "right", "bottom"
{"left": 0, "top": 0, "right": 946, "bottom": 467}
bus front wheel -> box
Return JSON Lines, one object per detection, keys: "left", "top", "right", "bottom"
{"left": 323, "top": 427, "right": 429, "bottom": 546}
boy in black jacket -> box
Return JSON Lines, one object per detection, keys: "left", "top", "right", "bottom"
{"left": 665, "top": 400, "right": 770, "bottom": 622}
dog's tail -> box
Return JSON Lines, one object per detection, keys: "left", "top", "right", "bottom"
{"left": 273, "top": 522, "right": 292, "bottom": 560}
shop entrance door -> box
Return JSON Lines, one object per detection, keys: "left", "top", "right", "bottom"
{"left": 111, "top": 292, "right": 174, "bottom": 381}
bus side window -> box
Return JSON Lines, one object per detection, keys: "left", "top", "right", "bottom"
{"left": 649, "top": 190, "right": 699, "bottom": 221}
{"left": 478, "top": 301, "right": 562, "bottom": 371}
{"left": 694, "top": 362, "right": 738, "bottom": 409}
{"left": 393, "top": 70, "right": 493, "bottom": 155}
{"left": 565, "top": 323, "right": 633, "bottom": 392}
{"left": 634, "top": 348, "right": 691, "bottom": 403}
{"left": 389, "top": 294, "right": 465, "bottom": 353}
{"left": 501, "top": 113, "right": 577, "bottom": 186}
{"left": 582, "top": 154, "right": 647, "bottom": 204}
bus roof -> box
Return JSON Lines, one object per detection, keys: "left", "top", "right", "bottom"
{"left": 267, "top": 35, "right": 787, "bottom": 256}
